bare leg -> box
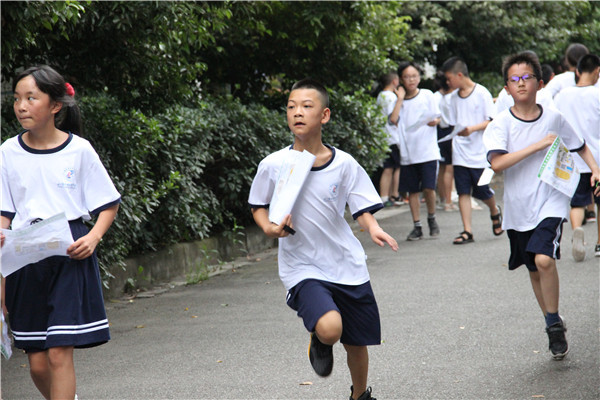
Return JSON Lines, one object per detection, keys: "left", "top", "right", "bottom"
{"left": 570, "top": 207, "right": 585, "bottom": 230}
{"left": 443, "top": 165, "right": 454, "bottom": 206}
{"left": 409, "top": 192, "right": 421, "bottom": 222}
{"left": 391, "top": 168, "right": 400, "bottom": 199}
{"left": 458, "top": 194, "right": 472, "bottom": 234}
{"left": 528, "top": 271, "right": 547, "bottom": 316}
{"left": 28, "top": 352, "right": 51, "bottom": 400}
{"left": 534, "top": 254, "right": 559, "bottom": 314}
{"left": 424, "top": 188, "right": 436, "bottom": 215}
{"left": 344, "top": 344, "right": 369, "bottom": 400}
{"left": 379, "top": 168, "right": 393, "bottom": 199}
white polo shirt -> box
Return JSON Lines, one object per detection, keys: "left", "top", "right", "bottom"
{"left": 483, "top": 106, "right": 584, "bottom": 231}
{"left": 248, "top": 145, "right": 383, "bottom": 290}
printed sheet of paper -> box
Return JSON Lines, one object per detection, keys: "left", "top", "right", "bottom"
{"left": 405, "top": 110, "right": 440, "bottom": 132}
{"left": 268, "top": 150, "right": 316, "bottom": 225}
{"left": 0, "top": 212, "right": 74, "bottom": 277}
{"left": 538, "top": 136, "right": 580, "bottom": 197}
{"left": 1, "top": 313, "right": 11, "bottom": 360}
{"left": 438, "top": 124, "right": 465, "bottom": 143}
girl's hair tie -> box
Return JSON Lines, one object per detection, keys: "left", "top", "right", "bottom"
{"left": 65, "top": 82, "right": 75, "bottom": 97}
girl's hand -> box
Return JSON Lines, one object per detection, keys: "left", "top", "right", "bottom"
{"left": 67, "top": 233, "right": 101, "bottom": 260}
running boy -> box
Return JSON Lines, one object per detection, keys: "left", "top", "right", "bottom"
{"left": 248, "top": 79, "right": 398, "bottom": 400}
{"left": 396, "top": 62, "right": 441, "bottom": 240}
{"left": 441, "top": 57, "right": 503, "bottom": 244}
{"left": 483, "top": 52, "right": 600, "bottom": 360}
{"left": 554, "top": 54, "right": 600, "bottom": 260}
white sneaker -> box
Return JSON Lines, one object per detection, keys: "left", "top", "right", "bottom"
{"left": 572, "top": 227, "right": 585, "bottom": 262}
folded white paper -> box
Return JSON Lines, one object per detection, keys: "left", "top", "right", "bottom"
{"left": 438, "top": 124, "right": 465, "bottom": 143}
{"left": 477, "top": 167, "right": 495, "bottom": 186}
{"left": 538, "top": 136, "right": 579, "bottom": 197}
{"left": 268, "top": 150, "right": 316, "bottom": 225}
{"left": 1, "top": 212, "right": 74, "bottom": 277}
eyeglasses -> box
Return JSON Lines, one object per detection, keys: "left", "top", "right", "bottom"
{"left": 507, "top": 74, "right": 537, "bottom": 84}
{"left": 402, "top": 75, "right": 420, "bottom": 81}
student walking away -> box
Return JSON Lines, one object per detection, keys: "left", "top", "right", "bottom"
{"left": 1, "top": 65, "right": 121, "bottom": 399}
{"left": 545, "top": 43, "right": 590, "bottom": 98}
{"left": 484, "top": 52, "right": 600, "bottom": 360}
{"left": 248, "top": 79, "right": 398, "bottom": 400}
{"left": 375, "top": 72, "right": 403, "bottom": 207}
{"left": 441, "top": 57, "right": 503, "bottom": 244}
{"left": 433, "top": 71, "right": 458, "bottom": 213}
{"left": 554, "top": 54, "right": 600, "bottom": 260}
{"left": 395, "top": 62, "right": 442, "bottom": 240}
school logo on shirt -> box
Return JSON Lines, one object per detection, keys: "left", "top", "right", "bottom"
{"left": 324, "top": 182, "right": 340, "bottom": 202}
{"left": 58, "top": 167, "right": 77, "bottom": 189}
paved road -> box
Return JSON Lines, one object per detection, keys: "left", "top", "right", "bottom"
{"left": 2, "top": 200, "right": 599, "bottom": 399}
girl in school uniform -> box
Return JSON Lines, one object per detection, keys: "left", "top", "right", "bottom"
{"left": 1, "top": 65, "right": 121, "bottom": 399}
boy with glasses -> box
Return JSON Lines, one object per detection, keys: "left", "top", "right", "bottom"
{"left": 484, "top": 52, "right": 600, "bottom": 360}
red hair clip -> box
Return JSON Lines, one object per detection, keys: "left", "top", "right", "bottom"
{"left": 65, "top": 82, "right": 75, "bottom": 97}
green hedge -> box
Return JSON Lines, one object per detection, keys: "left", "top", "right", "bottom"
{"left": 1, "top": 90, "right": 388, "bottom": 286}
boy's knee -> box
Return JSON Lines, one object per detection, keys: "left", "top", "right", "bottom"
{"left": 535, "top": 254, "right": 555, "bottom": 271}
{"left": 315, "top": 310, "right": 343, "bottom": 344}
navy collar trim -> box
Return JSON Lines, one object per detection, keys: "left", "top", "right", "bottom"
{"left": 288, "top": 144, "right": 336, "bottom": 171}
{"left": 18, "top": 130, "right": 73, "bottom": 154}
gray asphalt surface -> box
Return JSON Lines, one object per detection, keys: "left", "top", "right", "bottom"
{"left": 2, "top": 198, "right": 599, "bottom": 399}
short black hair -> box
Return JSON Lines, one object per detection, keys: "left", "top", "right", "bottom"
{"left": 577, "top": 54, "right": 600, "bottom": 74}
{"left": 441, "top": 56, "right": 469, "bottom": 77}
{"left": 541, "top": 64, "right": 555, "bottom": 85}
{"left": 291, "top": 78, "right": 329, "bottom": 108}
{"left": 501, "top": 52, "right": 542, "bottom": 83}
{"left": 397, "top": 61, "right": 422, "bottom": 78}
{"left": 432, "top": 70, "right": 450, "bottom": 92}
{"left": 565, "top": 43, "right": 589, "bottom": 68}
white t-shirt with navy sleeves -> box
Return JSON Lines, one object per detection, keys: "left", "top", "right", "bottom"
{"left": 483, "top": 106, "right": 584, "bottom": 232}
{"left": 554, "top": 85, "right": 600, "bottom": 173}
{"left": 1, "top": 132, "right": 121, "bottom": 230}
{"left": 397, "top": 89, "right": 441, "bottom": 165}
{"left": 448, "top": 84, "right": 496, "bottom": 168}
{"left": 248, "top": 145, "right": 383, "bottom": 290}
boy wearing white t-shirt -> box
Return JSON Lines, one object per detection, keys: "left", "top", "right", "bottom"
{"left": 396, "top": 61, "right": 442, "bottom": 240}
{"left": 442, "top": 57, "right": 504, "bottom": 245}
{"left": 483, "top": 52, "right": 600, "bottom": 360}
{"left": 554, "top": 54, "right": 600, "bottom": 260}
{"left": 545, "top": 43, "right": 589, "bottom": 98}
{"left": 248, "top": 79, "right": 398, "bottom": 400}
{"left": 376, "top": 72, "right": 403, "bottom": 207}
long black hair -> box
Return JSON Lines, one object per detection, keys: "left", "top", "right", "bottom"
{"left": 13, "top": 65, "right": 82, "bottom": 134}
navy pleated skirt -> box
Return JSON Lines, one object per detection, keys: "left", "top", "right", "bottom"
{"left": 5, "top": 219, "right": 110, "bottom": 352}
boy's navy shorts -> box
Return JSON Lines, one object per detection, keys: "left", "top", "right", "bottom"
{"left": 5, "top": 219, "right": 110, "bottom": 352}
{"left": 437, "top": 126, "right": 453, "bottom": 165}
{"left": 571, "top": 173, "right": 599, "bottom": 207}
{"left": 286, "top": 279, "right": 381, "bottom": 346}
{"left": 382, "top": 144, "right": 401, "bottom": 169}
{"left": 506, "top": 217, "right": 565, "bottom": 272}
{"left": 398, "top": 160, "right": 438, "bottom": 193}
{"left": 453, "top": 166, "right": 494, "bottom": 200}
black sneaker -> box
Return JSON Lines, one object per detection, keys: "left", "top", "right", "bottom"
{"left": 308, "top": 332, "right": 333, "bottom": 376}
{"left": 546, "top": 320, "right": 569, "bottom": 360}
{"left": 585, "top": 209, "right": 596, "bottom": 223}
{"left": 349, "top": 386, "right": 376, "bottom": 400}
{"left": 406, "top": 227, "right": 423, "bottom": 241}
{"left": 428, "top": 217, "right": 440, "bottom": 237}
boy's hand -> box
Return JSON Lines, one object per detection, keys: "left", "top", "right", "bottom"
{"left": 457, "top": 126, "right": 471, "bottom": 136}
{"left": 538, "top": 133, "right": 557, "bottom": 150}
{"left": 0, "top": 232, "right": 4, "bottom": 248}
{"left": 427, "top": 118, "right": 440, "bottom": 127}
{"left": 370, "top": 227, "right": 398, "bottom": 252}
{"left": 264, "top": 214, "right": 295, "bottom": 238}
{"left": 591, "top": 171, "right": 600, "bottom": 196}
